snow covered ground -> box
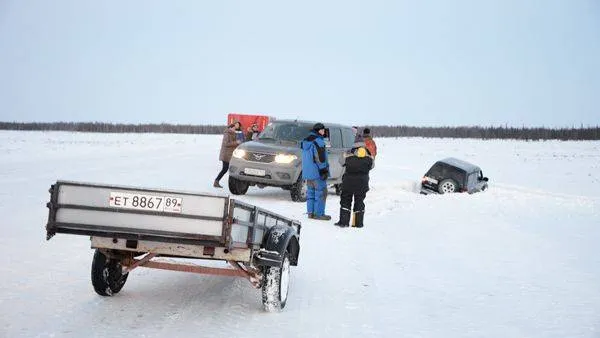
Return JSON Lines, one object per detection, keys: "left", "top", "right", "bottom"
{"left": 0, "top": 131, "right": 599, "bottom": 338}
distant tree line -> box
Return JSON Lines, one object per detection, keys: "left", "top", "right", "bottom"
{"left": 1, "top": 121, "right": 599, "bottom": 140}
{"left": 363, "top": 125, "right": 600, "bottom": 141}
{"left": 0, "top": 122, "right": 224, "bottom": 135}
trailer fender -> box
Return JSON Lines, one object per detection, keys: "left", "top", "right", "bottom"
{"left": 256, "top": 226, "right": 300, "bottom": 267}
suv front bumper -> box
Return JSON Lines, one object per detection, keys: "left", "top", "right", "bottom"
{"left": 229, "top": 157, "right": 301, "bottom": 187}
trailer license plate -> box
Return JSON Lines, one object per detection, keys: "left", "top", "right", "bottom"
{"left": 109, "top": 192, "right": 182, "bottom": 213}
{"left": 244, "top": 168, "right": 266, "bottom": 176}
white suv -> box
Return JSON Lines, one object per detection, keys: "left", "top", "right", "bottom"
{"left": 228, "top": 120, "right": 355, "bottom": 201}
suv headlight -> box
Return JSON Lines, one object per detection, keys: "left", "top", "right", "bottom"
{"left": 274, "top": 153, "right": 297, "bottom": 164}
{"left": 232, "top": 149, "right": 246, "bottom": 159}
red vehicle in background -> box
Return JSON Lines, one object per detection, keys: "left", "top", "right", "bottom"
{"left": 227, "top": 113, "right": 273, "bottom": 132}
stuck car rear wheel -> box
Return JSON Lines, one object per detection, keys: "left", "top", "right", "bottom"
{"left": 438, "top": 179, "right": 458, "bottom": 194}
{"left": 262, "top": 252, "right": 290, "bottom": 312}
{"left": 91, "top": 249, "right": 128, "bottom": 296}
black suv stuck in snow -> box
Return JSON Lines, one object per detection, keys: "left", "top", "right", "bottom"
{"left": 420, "top": 157, "right": 489, "bottom": 195}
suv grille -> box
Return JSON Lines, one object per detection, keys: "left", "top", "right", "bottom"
{"left": 244, "top": 152, "right": 275, "bottom": 163}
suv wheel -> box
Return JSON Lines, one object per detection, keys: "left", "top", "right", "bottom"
{"left": 290, "top": 177, "right": 307, "bottom": 202}
{"left": 229, "top": 177, "right": 249, "bottom": 195}
{"left": 438, "top": 179, "right": 458, "bottom": 194}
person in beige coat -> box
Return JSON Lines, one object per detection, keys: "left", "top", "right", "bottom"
{"left": 214, "top": 122, "right": 242, "bottom": 188}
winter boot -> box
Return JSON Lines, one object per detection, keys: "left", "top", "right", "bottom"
{"left": 307, "top": 213, "right": 315, "bottom": 219}
{"left": 334, "top": 208, "right": 351, "bottom": 227}
{"left": 313, "top": 214, "right": 332, "bottom": 221}
{"left": 351, "top": 210, "right": 365, "bottom": 228}
{"left": 213, "top": 180, "right": 223, "bottom": 188}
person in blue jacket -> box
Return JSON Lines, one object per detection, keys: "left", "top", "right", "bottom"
{"left": 301, "top": 123, "right": 331, "bottom": 220}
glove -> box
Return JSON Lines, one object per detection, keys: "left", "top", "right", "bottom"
{"left": 319, "top": 168, "right": 329, "bottom": 180}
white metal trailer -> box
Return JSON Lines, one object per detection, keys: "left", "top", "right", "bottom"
{"left": 45, "top": 180, "right": 301, "bottom": 311}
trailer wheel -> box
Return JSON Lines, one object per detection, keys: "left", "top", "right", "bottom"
{"left": 262, "top": 252, "right": 290, "bottom": 312}
{"left": 91, "top": 249, "right": 129, "bottom": 296}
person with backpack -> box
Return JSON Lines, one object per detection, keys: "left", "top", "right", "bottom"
{"left": 300, "top": 123, "right": 331, "bottom": 220}
{"left": 334, "top": 146, "right": 373, "bottom": 228}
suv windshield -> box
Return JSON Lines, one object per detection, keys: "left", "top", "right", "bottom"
{"left": 259, "top": 123, "right": 312, "bottom": 142}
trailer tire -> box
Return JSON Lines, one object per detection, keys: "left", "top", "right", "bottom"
{"left": 91, "top": 249, "right": 129, "bottom": 296}
{"left": 228, "top": 177, "right": 249, "bottom": 195}
{"left": 262, "top": 252, "right": 291, "bottom": 312}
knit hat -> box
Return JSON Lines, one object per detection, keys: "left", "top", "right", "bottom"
{"left": 363, "top": 128, "right": 371, "bottom": 135}
{"left": 312, "top": 122, "right": 325, "bottom": 132}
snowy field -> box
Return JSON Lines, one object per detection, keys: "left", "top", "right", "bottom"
{"left": 0, "top": 130, "right": 599, "bottom": 338}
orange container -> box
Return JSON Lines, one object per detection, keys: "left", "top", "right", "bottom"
{"left": 227, "top": 113, "right": 273, "bottom": 132}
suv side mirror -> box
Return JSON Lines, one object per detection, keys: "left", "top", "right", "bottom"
{"left": 482, "top": 177, "right": 489, "bottom": 182}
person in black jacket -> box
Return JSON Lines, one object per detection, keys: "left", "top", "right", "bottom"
{"left": 334, "top": 146, "right": 373, "bottom": 228}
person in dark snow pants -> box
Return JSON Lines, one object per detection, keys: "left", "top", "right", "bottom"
{"left": 301, "top": 123, "right": 331, "bottom": 221}
{"left": 214, "top": 122, "right": 241, "bottom": 188}
{"left": 334, "top": 147, "right": 373, "bottom": 228}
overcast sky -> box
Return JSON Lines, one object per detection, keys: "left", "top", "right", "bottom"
{"left": 0, "top": 0, "right": 599, "bottom": 127}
